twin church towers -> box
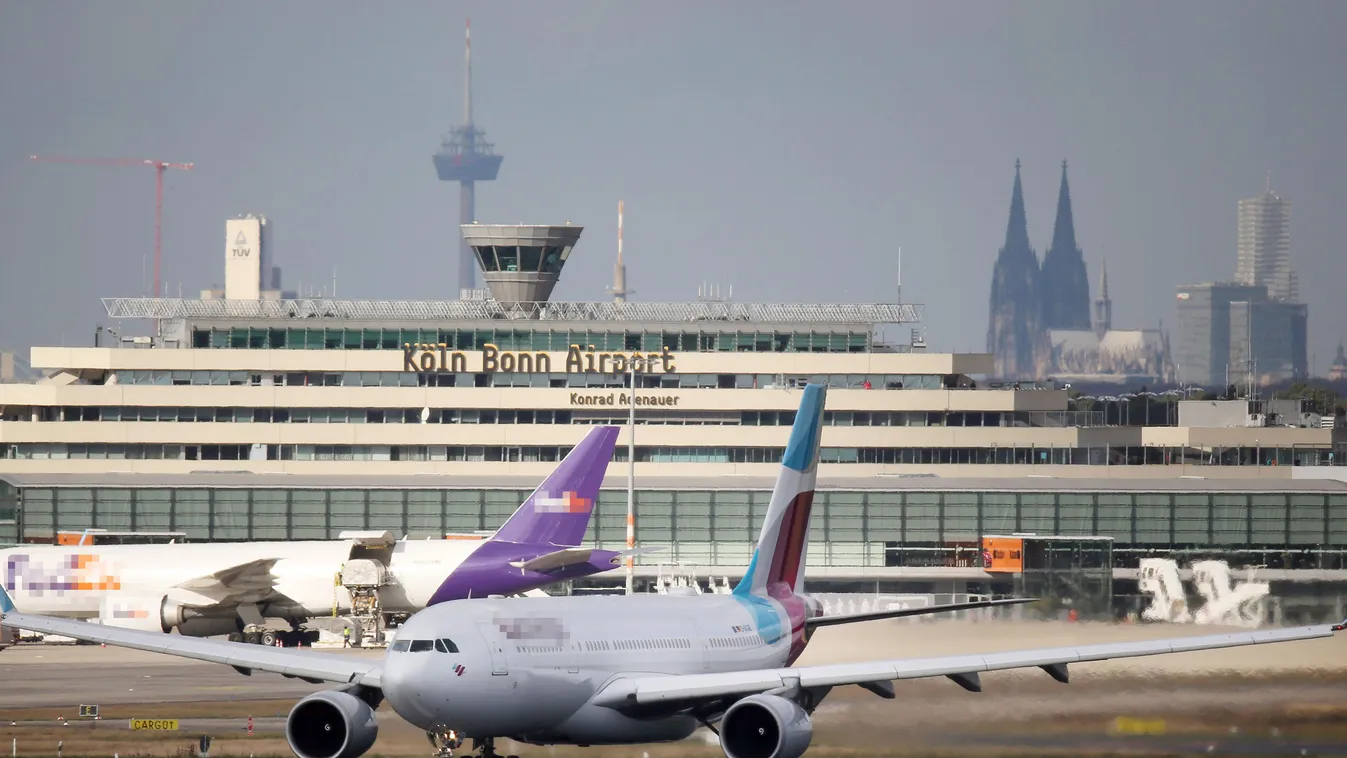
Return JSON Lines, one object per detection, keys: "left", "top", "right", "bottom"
{"left": 987, "top": 160, "right": 1106, "bottom": 379}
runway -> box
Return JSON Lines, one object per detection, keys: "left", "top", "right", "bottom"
{"left": 3, "top": 619, "right": 1346, "bottom": 756}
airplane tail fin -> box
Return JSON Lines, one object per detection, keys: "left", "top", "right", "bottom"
{"left": 734, "top": 383, "right": 826, "bottom": 598}
{"left": 0, "top": 582, "right": 14, "bottom": 614}
{"left": 490, "top": 425, "right": 619, "bottom": 547}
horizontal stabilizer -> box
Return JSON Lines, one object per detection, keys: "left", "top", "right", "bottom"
{"left": 805, "top": 597, "right": 1036, "bottom": 629}
{"left": 509, "top": 548, "right": 597, "bottom": 573}
{"left": 509, "top": 546, "right": 662, "bottom": 574}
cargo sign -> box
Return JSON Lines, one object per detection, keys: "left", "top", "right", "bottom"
{"left": 403, "top": 343, "right": 676, "bottom": 375}
{"left": 130, "top": 719, "right": 179, "bottom": 731}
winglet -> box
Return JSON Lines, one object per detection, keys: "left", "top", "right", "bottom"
{"left": 491, "top": 426, "right": 619, "bottom": 546}
{"left": 0, "top": 583, "right": 13, "bottom": 615}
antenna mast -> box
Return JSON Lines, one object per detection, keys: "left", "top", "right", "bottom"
{"left": 608, "top": 200, "right": 633, "bottom": 303}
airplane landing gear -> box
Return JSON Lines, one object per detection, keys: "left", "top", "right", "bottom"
{"left": 470, "top": 736, "right": 518, "bottom": 758}
{"left": 427, "top": 732, "right": 519, "bottom": 758}
{"left": 427, "top": 728, "right": 463, "bottom": 758}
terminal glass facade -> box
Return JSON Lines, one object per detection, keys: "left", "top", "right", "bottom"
{"left": 190, "top": 327, "right": 875, "bottom": 353}
{"left": 7, "top": 484, "right": 1347, "bottom": 570}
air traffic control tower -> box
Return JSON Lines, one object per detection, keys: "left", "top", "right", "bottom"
{"left": 462, "top": 224, "right": 583, "bottom": 305}
{"left": 434, "top": 19, "right": 503, "bottom": 296}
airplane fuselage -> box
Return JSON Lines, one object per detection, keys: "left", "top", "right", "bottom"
{"left": 1, "top": 539, "right": 483, "bottom": 621}
{"left": 381, "top": 589, "right": 822, "bottom": 744}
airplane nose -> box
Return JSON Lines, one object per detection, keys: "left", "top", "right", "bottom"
{"left": 381, "top": 656, "right": 437, "bottom": 729}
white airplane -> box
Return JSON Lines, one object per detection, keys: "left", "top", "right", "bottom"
{"left": 4, "top": 384, "right": 1344, "bottom": 758}
{"left": 0, "top": 426, "right": 641, "bottom": 646}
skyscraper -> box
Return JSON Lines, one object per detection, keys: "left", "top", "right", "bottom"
{"left": 1039, "top": 161, "right": 1091, "bottom": 330}
{"left": 986, "top": 160, "right": 1050, "bottom": 379}
{"left": 1235, "top": 185, "right": 1295, "bottom": 302}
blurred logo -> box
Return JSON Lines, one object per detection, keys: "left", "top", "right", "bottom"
{"left": 453, "top": 663, "right": 466, "bottom": 676}
{"left": 533, "top": 491, "right": 592, "bottom": 514}
{"left": 494, "top": 614, "right": 568, "bottom": 641}
{"left": 4, "top": 554, "right": 122, "bottom": 596}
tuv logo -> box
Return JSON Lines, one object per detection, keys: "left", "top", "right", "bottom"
{"left": 453, "top": 663, "right": 466, "bottom": 677}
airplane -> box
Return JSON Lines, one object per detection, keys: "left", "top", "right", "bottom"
{"left": 4, "top": 384, "right": 1344, "bottom": 758}
{"left": 1, "top": 425, "right": 644, "bottom": 647}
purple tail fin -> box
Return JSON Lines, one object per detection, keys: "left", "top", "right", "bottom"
{"left": 490, "top": 426, "right": 619, "bottom": 546}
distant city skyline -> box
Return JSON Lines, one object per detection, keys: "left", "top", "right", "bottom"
{"left": 1, "top": 2, "right": 1345, "bottom": 372}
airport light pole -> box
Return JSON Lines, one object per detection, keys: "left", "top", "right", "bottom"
{"left": 626, "top": 364, "right": 637, "bottom": 595}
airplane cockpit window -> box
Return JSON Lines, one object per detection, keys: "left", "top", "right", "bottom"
{"left": 435, "top": 638, "right": 460, "bottom": 653}
{"left": 390, "top": 640, "right": 411, "bottom": 652}
{"left": 408, "top": 640, "right": 435, "bottom": 652}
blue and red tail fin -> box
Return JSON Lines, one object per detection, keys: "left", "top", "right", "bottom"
{"left": 735, "top": 383, "right": 826, "bottom": 598}
{"left": 490, "top": 425, "right": 619, "bottom": 547}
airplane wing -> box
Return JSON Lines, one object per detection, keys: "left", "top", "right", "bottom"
{"left": 1, "top": 610, "right": 382, "bottom": 688}
{"left": 591, "top": 621, "right": 1346, "bottom": 710}
{"left": 510, "top": 546, "right": 661, "bottom": 574}
{"left": 171, "top": 557, "right": 281, "bottom": 605}
{"left": 806, "top": 597, "right": 1036, "bottom": 629}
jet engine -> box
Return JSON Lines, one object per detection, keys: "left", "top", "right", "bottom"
{"left": 285, "top": 690, "right": 379, "bottom": 758}
{"left": 97, "top": 595, "right": 198, "bottom": 633}
{"left": 175, "top": 616, "right": 243, "bottom": 638}
{"left": 719, "top": 694, "right": 814, "bottom": 758}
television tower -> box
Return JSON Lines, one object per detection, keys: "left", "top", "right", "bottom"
{"left": 433, "top": 18, "right": 503, "bottom": 294}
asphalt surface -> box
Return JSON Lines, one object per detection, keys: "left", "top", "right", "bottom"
{"left": 0, "top": 643, "right": 383, "bottom": 708}
{"left": 3, "top": 620, "right": 1346, "bottom": 756}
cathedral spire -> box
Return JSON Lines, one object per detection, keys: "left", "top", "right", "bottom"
{"left": 1040, "top": 159, "right": 1091, "bottom": 330}
{"left": 1094, "top": 258, "right": 1112, "bottom": 337}
{"left": 987, "top": 159, "right": 1049, "bottom": 380}
{"left": 1003, "top": 158, "right": 1033, "bottom": 261}
{"left": 1049, "top": 160, "right": 1078, "bottom": 260}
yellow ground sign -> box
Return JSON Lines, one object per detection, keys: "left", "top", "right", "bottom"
{"left": 129, "top": 719, "right": 179, "bottom": 731}
{"left": 1109, "top": 716, "right": 1167, "bottom": 735}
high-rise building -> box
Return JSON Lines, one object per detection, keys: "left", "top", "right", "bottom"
{"left": 986, "top": 160, "right": 1049, "bottom": 379}
{"left": 1174, "top": 281, "right": 1306, "bottom": 388}
{"left": 1040, "top": 161, "right": 1091, "bottom": 331}
{"left": 1174, "top": 282, "right": 1264, "bottom": 388}
{"left": 1228, "top": 298, "right": 1308, "bottom": 385}
{"left": 1235, "top": 186, "right": 1296, "bottom": 302}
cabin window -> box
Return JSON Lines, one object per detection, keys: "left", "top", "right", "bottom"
{"left": 435, "top": 638, "right": 459, "bottom": 653}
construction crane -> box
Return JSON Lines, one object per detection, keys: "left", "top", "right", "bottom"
{"left": 30, "top": 155, "right": 195, "bottom": 298}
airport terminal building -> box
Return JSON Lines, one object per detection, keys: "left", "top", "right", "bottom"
{"left": 1, "top": 223, "right": 1345, "bottom": 612}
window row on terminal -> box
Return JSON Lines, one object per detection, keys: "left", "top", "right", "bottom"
{"left": 3, "top": 443, "right": 1343, "bottom": 466}
{"left": 95, "top": 370, "right": 958, "bottom": 390}
{"left": 190, "top": 327, "right": 876, "bottom": 353}
{"left": 10, "top": 406, "right": 1105, "bottom": 430}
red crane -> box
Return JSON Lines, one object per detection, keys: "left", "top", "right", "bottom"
{"left": 30, "top": 155, "right": 195, "bottom": 298}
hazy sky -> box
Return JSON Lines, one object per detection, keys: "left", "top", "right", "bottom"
{"left": 2, "top": 1, "right": 1345, "bottom": 372}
